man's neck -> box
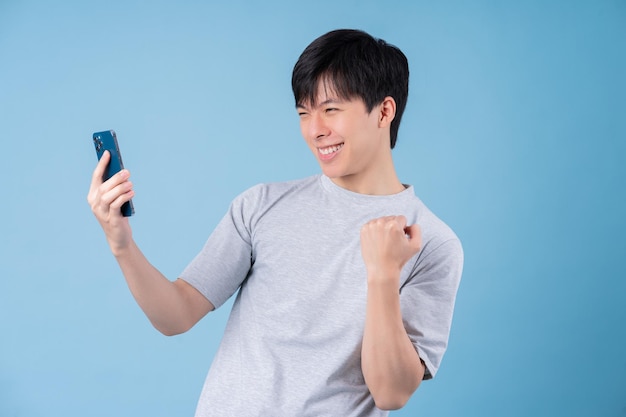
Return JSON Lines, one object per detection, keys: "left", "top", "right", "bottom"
{"left": 330, "top": 169, "right": 406, "bottom": 196}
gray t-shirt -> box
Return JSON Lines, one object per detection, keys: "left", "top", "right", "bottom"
{"left": 180, "top": 174, "right": 463, "bottom": 417}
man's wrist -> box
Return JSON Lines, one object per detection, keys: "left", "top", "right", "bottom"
{"left": 366, "top": 266, "right": 401, "bottom": 285}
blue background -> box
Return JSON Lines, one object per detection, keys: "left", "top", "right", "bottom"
{"left": 1, "top": 1, "right": 625, "bottom": 416}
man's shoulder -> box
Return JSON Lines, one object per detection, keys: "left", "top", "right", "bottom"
{"left": 230, "top": 175, "right": 321, "bottom": 215}
{"left": 238, "top": 175, "right": 320, "bottom": 200}
{"left": 411, "top": 196, "right": 461, "bottom": 253}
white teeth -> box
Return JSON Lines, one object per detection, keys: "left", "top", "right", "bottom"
{"left": 319, "top": 143, "right": 344, "bottom": 155}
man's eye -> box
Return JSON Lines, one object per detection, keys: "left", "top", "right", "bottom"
{"left": 325, "top": 108, "right": 338, "bottom": 113}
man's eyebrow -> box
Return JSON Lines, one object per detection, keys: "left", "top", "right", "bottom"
{"left": 296, "top": 98, "right": 342, "bottom": 110}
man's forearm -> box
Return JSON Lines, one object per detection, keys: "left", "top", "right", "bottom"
{"left": 361, "top": 278, "right": 424, "bottom": 410}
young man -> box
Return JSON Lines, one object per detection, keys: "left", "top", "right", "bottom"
{"left": 88, "top": 29, "right": 463, "bottom": 417}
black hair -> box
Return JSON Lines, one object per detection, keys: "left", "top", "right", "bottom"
{"left": 291, "top": 29, "right": 409, "bottom": 149}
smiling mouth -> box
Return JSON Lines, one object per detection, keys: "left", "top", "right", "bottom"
{"left": 318, "top": 143, "right": 344, "bottom": 155}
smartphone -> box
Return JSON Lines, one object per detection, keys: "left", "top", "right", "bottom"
{"left": 92, "top": 129, "right": 135, "bottom": 217}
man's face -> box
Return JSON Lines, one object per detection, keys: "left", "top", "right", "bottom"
{"left": 297, "top": 86, "right": 389, "bottom": 190}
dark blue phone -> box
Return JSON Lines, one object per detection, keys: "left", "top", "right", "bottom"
{"left": 92, "top": 129, "right": 135, "bottom": 217}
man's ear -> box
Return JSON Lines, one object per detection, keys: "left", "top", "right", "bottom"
{"left": 378, "top": 96, "right": 396, "bottom": 128}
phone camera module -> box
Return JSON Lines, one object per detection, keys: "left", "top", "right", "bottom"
{"left": 94, "top": 137, "right": 103, "bottom": 152}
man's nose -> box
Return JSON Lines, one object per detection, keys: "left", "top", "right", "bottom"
{"left": 308, "top": 112, "right": 330, "bottom": 140}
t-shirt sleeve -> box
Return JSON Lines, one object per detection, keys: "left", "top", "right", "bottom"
{"left": 179, "top": 192, "right": 255, "bottom": 309}
{"left": 400, "top": 238, "right": 464, "bottom": 380}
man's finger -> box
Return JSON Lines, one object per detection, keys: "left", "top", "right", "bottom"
{"left": 394, "top": 215, "right": 408, "bottom": 229}
{"left": 110, "top": 189, "right": 135, "bottom": 212}
{"left": 90, "top": 150, "right": 111, "bottom": 189}
{"left": 404, "top": 224, "right": 422, "bottom": 250}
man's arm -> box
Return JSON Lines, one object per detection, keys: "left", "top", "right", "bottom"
{"left": 87, "top": 151, "right": 214, "bottom": 336}
{"left": 360, "top": 215, "right": 425, "bottom": 410}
